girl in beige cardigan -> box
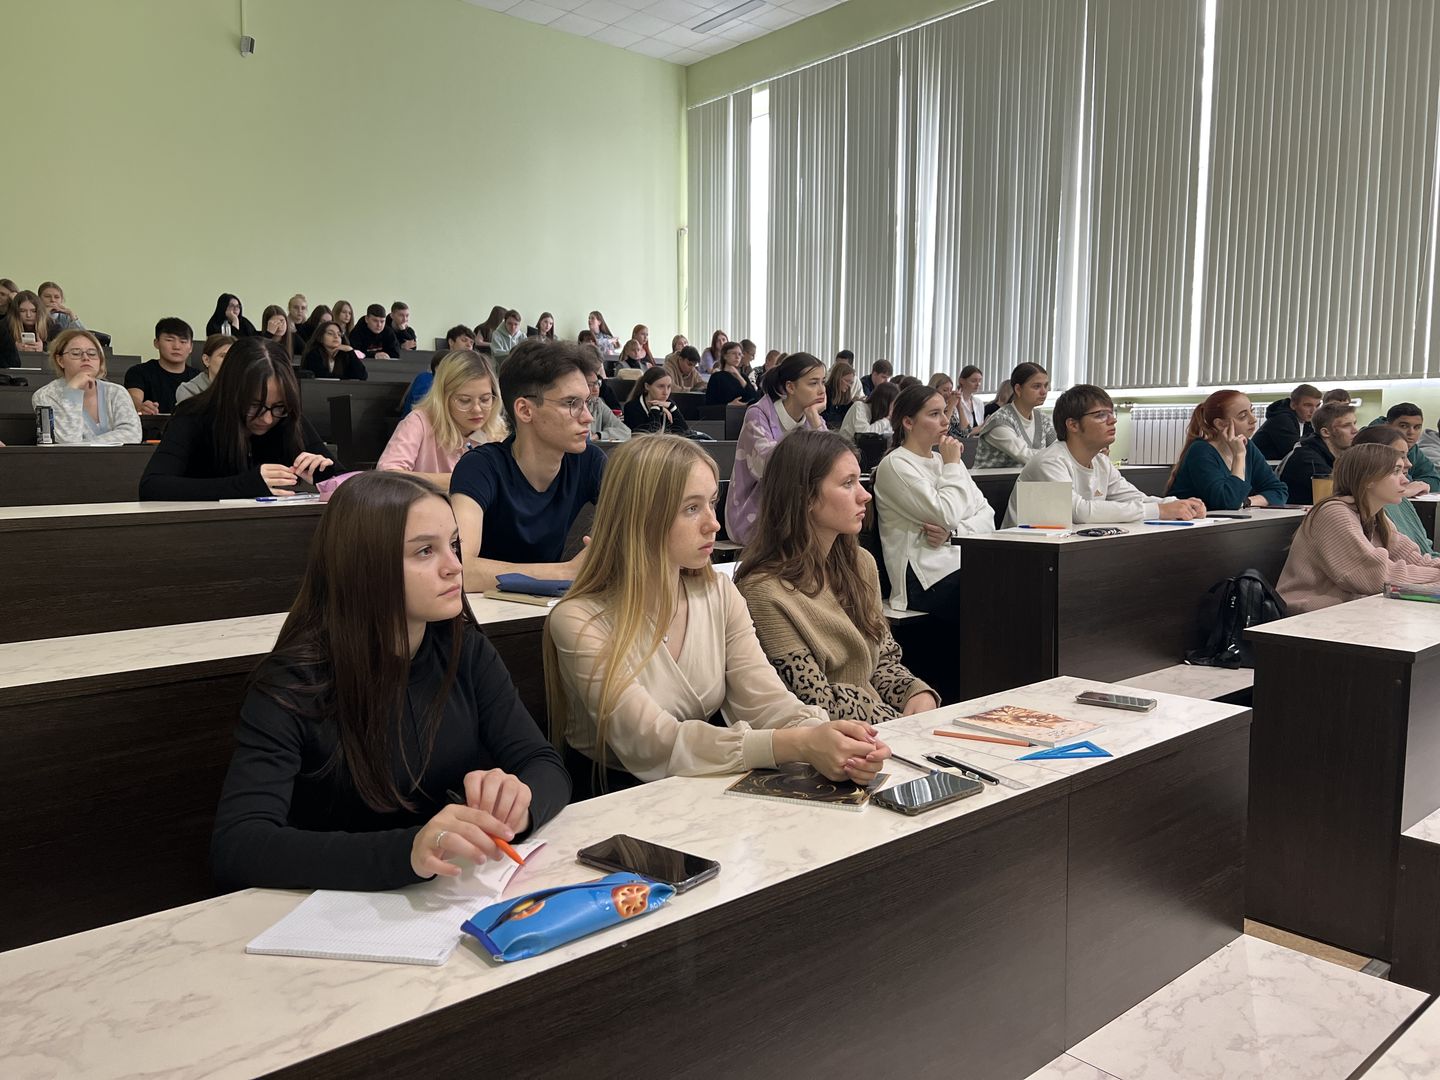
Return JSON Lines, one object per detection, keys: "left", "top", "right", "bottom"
{"left": 736, "top": 430, "right": 939, "bottom": 723}
{"left": 1278, "top": 442, "right": 1440, "bottom": 612}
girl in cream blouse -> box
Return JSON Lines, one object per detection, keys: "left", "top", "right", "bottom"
{"left": 545, "top": 435, "right": 891, "bottom": 796}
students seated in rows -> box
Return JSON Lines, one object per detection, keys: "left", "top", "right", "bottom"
{"left": 31, "top": 330, "right": 141, "bottom": 446}
{"left": 840, "top": 379, "right": 899, "bottom": 439}
{"left": 489, "top": 309, "right": 526, "bottom": 364}
{"left": 545, "top": 435, "right": 890, "bottom": 798}
{"left": 379, "top": 351, "right": 505, "bottom": 486}
{"left": 1005, "top": 385, "right": 1204, "bottom": 525}
{"left": 300, "top": 320, "right": 369, "bottom": 380}
{"left": 665, "top": 344, "right": 704, "bottom": 391}
{"left": 175, "top": 334, "right": 233, "bottom": 404}
{"left": 928, "top": 370, "right": 972, "bottom": 437}
{"left": 736, "top": 431, "right": 940, "bottom": 723}
{"left": 450, "top": 339, "right": 605, "bottom": 592}
{"left": 349, "top": 303, "right": 401, "bottom": 359}
{"left": 1368, "top": 403, "right": 1440, "bottom": 492}
{"left": 586, "top": 364, "right": 630, "bottom": 442}
{"left": 6, "top": 289, "right": 49, "bottom": 357}
{"left": 588, "top": 310, "right": 618, "bottom": 356}
{"left": 293, "top": 304, "right": 331, "bottom": 349}
{"left": 705, "top": 340, "right": 760, "bottom": 406}
{"left": 623, "top": 368, "right": 691, "bottom": 434}
{"left": 211, "top": 472, "right": 568, "bottom": 891}
{"left": 860, "top": 357, "right": 891, "bottom": 397}
{"left": 140, "top": 338, "right": 340, "bottom": 500}
{"left": 389, "top": 301, "right": 417, "bottom": 350}
{"left": 259, "top": 305, "right": 295, "bottom": 358}
{"left": 1278, "top": 401, "right": 1358, "bottom": 504}
{"left": 125, "top": 317, "right": 196, "bottom": 414}
{"left": 616, "top": 337, "right": 649, "bottom": 371}
{"left": 1351, "top": 425, "right": 1438, "bottom": 557}
{"left": 1252, "top": 383, "right": 1321, "bottom": 459}
{"left": 1276, "top": 444, "right": 1440, "bottom": 613}
{"left": 1167, "top": 390, "right": 1288, "bottom": 509}
{"left": 821, "top": 362, "right": 859, "bottom": 428}
{"left": 974, "top": 362, "right": 1056, "bottom": 468}
{"left": 874, "top": 385, "right": 995, "bottom": 620}
{"left": 699, "top": 329, "right": 728, "bottom": 374}
{"left": 287, "top": 294, "right": 307, "bottom": 331}
{"left": 983, "top": 378, "right": 1012, "bottom": 419}
{"left": 205, "top": 293, "right": 255, "bottom": 337}
{"left": 727, "top": 352, "right": 828, "bottom": 545}
{"left": 38, "top": 281, "right": 84, "bottom": 332}
{"left": 404, "top": 326, "right": 477, "bottom": 415}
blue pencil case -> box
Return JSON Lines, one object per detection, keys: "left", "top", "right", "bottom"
{"left": 495, "top": 573, "right": 571, "bottom": 597}
{"left": 462, "top": 872, "right": 674, "bottom": 962}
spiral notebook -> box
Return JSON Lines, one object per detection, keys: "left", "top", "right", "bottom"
{"left": 245, "top": 841, "right": 544, "bottom": 966}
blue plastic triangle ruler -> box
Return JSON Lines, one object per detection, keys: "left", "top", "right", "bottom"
{"left": 1018, "top": 740, "right": 1112, "bottom": 761}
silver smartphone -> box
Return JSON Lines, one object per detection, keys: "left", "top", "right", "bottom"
{"left": 1075, "top": 691, "right": 1157, "bottom": 712}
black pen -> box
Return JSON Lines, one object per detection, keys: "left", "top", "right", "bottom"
{"left": 926, "top": 753, "right": 1000, "bottom": 785}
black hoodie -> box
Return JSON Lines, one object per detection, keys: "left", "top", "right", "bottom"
{"left": 1252, "top": 398, "right": 1312, "bottom": 460}
{"left": 1277, "top": 432, "right": 1335, "bottom": 504}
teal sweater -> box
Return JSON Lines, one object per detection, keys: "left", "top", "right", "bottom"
{"left": 1389, "top": 499, "right": 1440, "bottom": 558}
{"left": 1363, "top": 417, "right": 1440, "bottom": 492}
{"left": 1169, "top": 439, "right": 1289, "bottom": 510}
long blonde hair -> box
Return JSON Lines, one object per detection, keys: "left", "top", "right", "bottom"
{"left": 417, "top": 350, "right": 507, "bottom": 451}
{"left": 543, "top": 435, "right": 717, "bottom": 781}
{"left": 1300, "top": 442, "right": 1399, "bottom": 547}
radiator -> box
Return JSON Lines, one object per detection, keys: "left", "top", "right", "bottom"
{"left": 1129, "top": 406, "right": 1194, "bottom": 465}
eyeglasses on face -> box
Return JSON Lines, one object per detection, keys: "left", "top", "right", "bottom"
{"left": 527, "top": 394, "right": 590, "bottom": 420}
{"left": 61, "top": 348, "right": 101, "bottom": 360}
{"left": 1083, "top": 409, "right": 1118, "bottom": 423}
{"left": 248, "top": 402, "right": 289, "bottom": 420}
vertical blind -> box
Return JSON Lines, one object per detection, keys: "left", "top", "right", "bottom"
{"left": 685, "top": 91, "right": 751, "bottom": 346}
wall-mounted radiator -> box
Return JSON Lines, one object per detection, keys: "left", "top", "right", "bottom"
{"left": 1129, "top": 406, "right": 1194, "bottom": 465}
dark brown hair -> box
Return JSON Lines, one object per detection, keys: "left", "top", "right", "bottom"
{"left": 888, "top": 383, "right": 942, "bottom": 450}
{"left": 191, "top": 337, "right": 303, "bottom": 472}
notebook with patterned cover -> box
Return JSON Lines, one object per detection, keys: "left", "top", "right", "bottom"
{"left": 951, "top": 705, "right": 1100, "bottom": 747}
{"left": 724, "top": 763, "right": 886, "bottom": 812}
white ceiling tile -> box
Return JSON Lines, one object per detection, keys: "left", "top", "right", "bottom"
{"left": 571, "top": 0, "right": 635, "bottom": 22}
{"left": 615, "top": 10, "right": 669, "bottom": 35}
{"left": 643, "top": 0, "right": 708, "bottom": 24}
{"left": 740, "top": 6, "right": 797, "bottom": 30}
{"left": 549, "top": 10, "right": 607, "bottom": 33}
{"left": 669, "top": 47, "right": 708, "bottom": 64}
{"left": 508, "top": 0, "right": 567, "bottom": 23}
{"left": 629, "top": 36, "right": 680, "bottom": 58}
{"left": 654, "top": 23, "right": 706, "bottom": 47}
{"left": 589, "top": 23, "right": 644, "bottom": 45}
{"left": 464, "top": 0, "right": 522, "bottom": 10}
{"left": 781, "top": 0, "right": 840, "bottom": 14}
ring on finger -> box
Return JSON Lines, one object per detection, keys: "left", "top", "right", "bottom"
{"left": 433, "top": 829, "right": 449, "bottom": 853}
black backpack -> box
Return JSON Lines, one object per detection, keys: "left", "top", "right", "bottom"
{"left": 1186, "top": 569, "right": 1287, "bottom": 668}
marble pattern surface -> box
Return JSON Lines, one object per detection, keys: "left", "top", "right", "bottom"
{"left": 1247, "top": 594, "right": 1440, "bottom": 657}
{"left": 0, "top": 676, "right": 1246, "bottom": 1080}
{"left": 0, "top": 595, "right": 540, "bottom": 690}
{"left": 0, "top": 500, "right": 323, "bottom": 522}
{"left": 1402, "top": 803, "right": 1440, "bottom": 845}
{"left": 1123, "top": 664, "right": 1253, "bottom": 701}
{"left": 1363, "top": 999, "right": 1440, "bottom": 1079}
{"left": 1068, "top": 936, "right": 1424, "bottom": 1080}
{"left": 961, "top": 508, "right": 1306, "bottom": 546}
{"left": 1026, "top": 1055, "right": 1121, "bottom": 1079}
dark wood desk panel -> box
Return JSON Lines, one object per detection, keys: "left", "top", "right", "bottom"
{"left": 0, "top": 445, "right": 157, "bottom": 506}
{"left": 1393, "top": 833, "right": 1440, "bottom": 993}
{"left": 958, "top": 515, "right": 1300, "bottom": 696}
{"left": 0, "top": 506, "right": 323, "bottom": 643}
{"left": 1413, "top": 498, "right": 1438, "bottom": 545}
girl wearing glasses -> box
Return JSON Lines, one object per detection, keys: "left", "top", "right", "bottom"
{"left": 31, "top": 329, "right": 142, "bottom": 445}
{"left": 378, "top": 351, "right": 506, "bottom": 486}
{"left": 140, "top": 337, "right": 340, "bottom": 500}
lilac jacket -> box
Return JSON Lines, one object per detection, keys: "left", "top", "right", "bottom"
{"left": 725, "top": 396, "right": 824, "bottom": 545}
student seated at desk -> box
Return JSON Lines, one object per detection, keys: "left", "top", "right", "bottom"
{"left": 293, "top": 305, "right": 331, "bottom": 351}
{"left": 6, "top": 289, "right": 50, "bottom": 357}
{"left": 1277, "top": 443, "right": 1440, "bottom": 613}
{"left": 1278, "top": 401, "right": 1358, "bottom": 504}
{"left": 839, "top": 380, "right": 898, "bottom": 439}
{"left": 258, "top": 305, "right": 296, "bottom": 360}
{"left": 704, "top": 341, "right": 760, "bottom": 406}
{"left": 139, "top": 337, "right": 341, "bottom": 500}
{"left": 586, "top": 365, "right": 630, "bottom": 442}
{"left": 974, "top": 362, "right": 1057, "bottom": 468}
{"left": 1367, "top": 403, "right": 1440, "bottom": 493}
{"left": 38, "top": 281, "right": 85, "bottom": 332}
{"left": 821, "top": 362, "right": 859, "bottom": 428}
{"left": 389, "top": 301, "right": 417, "bottom": 351}
{"left": 300, "top": 321, "right": 369, "bottom": 380}
{"left": 450, "top": 339, "right": 605, "bottom": 592}
{"left": 205, "top": 293, "right": 256, "bottom": 338}
{"left": 1166, "top": 390, "right": 1288, "bottom": 510}
{"left": 1005, "top": 384, "right": 1204, "bottom": 525}
{"left": 873, "top": 384, "right": 995, "bottom": 620}
{"left": 1252, "top": 383, "right": 1321, "bottom": 460}
{"left": 175, "top": 334, "right": 234, "bottom": 404}
{"left": 736, "top": 430, "right": 940, "bottom": 723}
{"left": 211, "top": 472, "right": 569, "bottom": 891}
{"left": 1352, "top": 425, "right": 1438, "bottom": 557}
{"left": 404, "top": 327, "right": 477, "bottom": 415}
{"left": 30, "top": 329, "right": 141, "bottom": 445}
{"left": 699, "top": 329, "right": 728, "bottom": 376}
{"left": 348, "top": 303, "right": 401, "bottom": 360}
{"left": 860, "top": 357, "right": 890, "bottom": 398}
{"left": 379, "top": 350, "right": 505, "bottom": 486}
{"left": 125, "top": 317, "right": 197, "bottom": 415}
{"left": 623, "top": 368, "right": 691, "bottom": 434}
{"left": 545, "top": 434, "right": 890, "bottom": 798}
{"left": 665, "top": 344, "right": 704, "bottom": 391}
{"left": 488, "top": 310, "right": 526, "bottom": 365}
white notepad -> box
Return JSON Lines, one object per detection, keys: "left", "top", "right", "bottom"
{"left": 246, "top": 840, "right": 544, "bottom": 966}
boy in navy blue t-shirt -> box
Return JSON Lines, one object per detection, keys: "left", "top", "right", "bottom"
{"left": 451, "top": 339, "right": 605, "bottom": 592}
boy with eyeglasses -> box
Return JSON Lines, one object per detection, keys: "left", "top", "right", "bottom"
{"left": 451, "top": 339, "right": 606, "bottom": 592}
{"left": 126, "top": 317, "right": 198, "bottom": 414}
{"left": 1004, "top": 384, "right": 1206, "bottom": 526}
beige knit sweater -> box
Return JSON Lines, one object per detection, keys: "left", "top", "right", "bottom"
{"left": 1278, "top": 498, "right": 1440, "bottom": 613}
{"left": 738, "top": 547, "right": 936, "bottom": 723}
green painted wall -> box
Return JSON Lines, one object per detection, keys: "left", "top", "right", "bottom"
{"left": 686, "top": 0, "right": 985, "bottom": 104}
{"left": 5, "top": 0, "right": 685, "bottom": 356}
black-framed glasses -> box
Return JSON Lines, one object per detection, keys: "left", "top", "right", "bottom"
{"left": 527, "top": 394, "right": 590, "bottom": 420}
{"left": 249, "top": 401, "right": 289, "bottom": 421}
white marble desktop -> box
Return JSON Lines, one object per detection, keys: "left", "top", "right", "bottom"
{"left": 959, "top": 508, "right": 1306, "bottom": 546}
{"left": 1247, "top": 594, "right": 1440, "bottom": 659}
{"left": 0, "top": 501, "right": 324, "bottom": 522}
{"left": 1402, "top": 803, "right": 1440, "bottom": 845}
{"left": 1067, "top": 935, "right": 1425, "bottom": 1080}
{"left": 0, "top": 677, "right": 1246, "bottom": 1080}
{"left": 0, "top": 595, "right": 541, "bottom": 691}
{"left": 1364, "top": 998, "right": 1440, "bottom": 1079}
{"left": 1123, "top": 664, "right": 1253, "bottom": 702}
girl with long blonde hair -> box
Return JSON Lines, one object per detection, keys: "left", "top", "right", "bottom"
{"left": 377, "top": 350, "right": 506, "bottom": 486}
{"left": 544, "top": 434, "right": 890, "bottom": 798}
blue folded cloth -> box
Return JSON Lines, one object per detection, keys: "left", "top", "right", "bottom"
{"left": 495, "top": 573, "right": 571, "bottom": 597}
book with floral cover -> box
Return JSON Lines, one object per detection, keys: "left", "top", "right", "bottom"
{"left": 951, "top": 705, "right": 1100, "bottom": 747}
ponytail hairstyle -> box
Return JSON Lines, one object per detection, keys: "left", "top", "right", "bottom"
{"left": 761, "top": 351, "right": 824, "bottom": 401}
{"left": 1165, "top": 389, "right": 1248, "bottom": 493}
{"left": 888, "top": 383, "right": 943, "bottom": 451}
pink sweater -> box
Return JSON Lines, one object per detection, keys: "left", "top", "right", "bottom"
{"left": 1278, "top": 498, "right": 1440, "bottom": 612}
{"left": 377, "top": 410, "right": 481, "bottom": 474}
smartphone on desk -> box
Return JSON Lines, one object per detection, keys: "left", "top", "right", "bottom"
{"left": 1075, "top": 690, "right": 1157, "bottom": 712}
{"left": 872, "top": 771, "right": 984, "bottom": 816}
{"left": 577, "top": 834, "right": 720, "bottom": 893}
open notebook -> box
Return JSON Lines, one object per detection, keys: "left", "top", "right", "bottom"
{"left": 246, "top": 840, "right": 544, "bottom": 966}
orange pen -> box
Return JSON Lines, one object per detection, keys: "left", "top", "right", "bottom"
{"left": 447, "top": 789, "right": 525, "bottom": 865}
{"left": 933, "top": 729, "right": 1032, "bottom": 748}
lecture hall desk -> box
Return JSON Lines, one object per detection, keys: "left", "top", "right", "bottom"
{"left": 969, "top": 464, "right": 1172, "bottom": 527}
{"left": 0, "top": 444, "right": 157, "bottom": 506}
{"left": 1246, "top": 594, "right": 1440, "bottom": 962}
{"left": 0, "top": 676, "right": 1249, "bottom": 1080}
{"left": 955, "top": 509, "right": 1305, "bottom": 696}
{"left": 0, "top": 596, "right": 547, "bottom": 950}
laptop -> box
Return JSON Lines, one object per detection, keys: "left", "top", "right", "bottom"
{"left": 1014, "top": 481, "right": 1073, "bottom": 528}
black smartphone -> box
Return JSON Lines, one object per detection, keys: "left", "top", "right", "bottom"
{"left": 871, "top": 771, "right": 984, "bottom": 816}
{"left": 1075, "top": 690, "right": 1157, "bottom": 712}
{"left": 1076, "top": 527, "right": 1124, "bottom": 537}
{"left": 576, "top": 835, "right": 720, "bottom": 893}
{"left": 1206, "top": 511, "right": 1251, "bottom": 519}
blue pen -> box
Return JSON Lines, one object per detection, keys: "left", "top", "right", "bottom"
{"left": 1142, "top": 520, "right": 1195, "bottom": 526}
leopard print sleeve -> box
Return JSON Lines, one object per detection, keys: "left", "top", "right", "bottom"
{"left": 872, "top": 630, "right": 935, "bottom": 710}
{"left": 770, "top": 648, "right": 902, "bottom": 725}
